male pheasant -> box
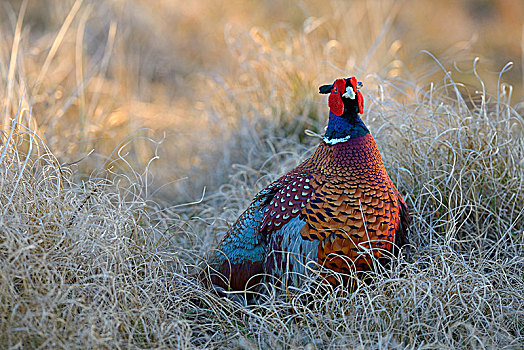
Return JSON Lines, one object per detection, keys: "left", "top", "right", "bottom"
{"left": 203, "top": 76, "right": 410, "bottom": 292}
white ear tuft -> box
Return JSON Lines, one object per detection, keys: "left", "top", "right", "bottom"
{"left": 342, "top": 86, "right": 355, "bottom": 99}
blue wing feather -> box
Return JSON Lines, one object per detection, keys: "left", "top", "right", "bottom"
{"left": 206, "top": 198, "right": 268, "bottom": 290}
{"left": 265, "top": 215, "right": 319, "bottom": 287}
{"left": 205, "top": 168, "right": 319, "bottom": 291}
{"left": 213, "top": 199, "right": 266, "bottom": 265}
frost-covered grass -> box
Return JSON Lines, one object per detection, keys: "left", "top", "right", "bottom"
{"left": 1, "top": 0, "right": 523, "bottom": 348}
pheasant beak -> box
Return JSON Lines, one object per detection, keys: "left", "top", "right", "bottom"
{"left": 342, "top": 86, "right": 355, "bottom": 99}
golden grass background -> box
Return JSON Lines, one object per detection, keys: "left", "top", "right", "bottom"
{"left": 0, "top": 0, "right": 523, "bottom": 348}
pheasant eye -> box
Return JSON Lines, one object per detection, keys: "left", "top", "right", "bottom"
{"left": 333, "top": 87, "right": 338, "bottom": 93}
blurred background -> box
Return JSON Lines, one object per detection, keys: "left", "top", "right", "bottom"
{"left": 1, "top": 0, "right": 523, "bottom": 203}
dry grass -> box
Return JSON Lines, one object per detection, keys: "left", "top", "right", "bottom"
{"left": 1, "top": 0, "right": 524, "bottom": 348}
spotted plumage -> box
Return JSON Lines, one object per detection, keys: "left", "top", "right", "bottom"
{"left": 203, "top": 76, "right": 410, "bottom": 292}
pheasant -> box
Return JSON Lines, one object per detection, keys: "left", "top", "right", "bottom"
{"left": 203, "top": 76, "right": 410, "bottom": 292}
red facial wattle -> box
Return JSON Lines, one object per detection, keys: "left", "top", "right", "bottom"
{"left": 349, "top": 76, "right": 364, "bottom": 114}
{"left": 328, "top": 79, "right": 346, "bottom": 116}
{"left": 357, "top": 90, "right": 364, "bottom": 114}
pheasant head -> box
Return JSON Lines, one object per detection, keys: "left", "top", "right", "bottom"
{"left": 319, "top": 77, "right": 364, "bottom": 117}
